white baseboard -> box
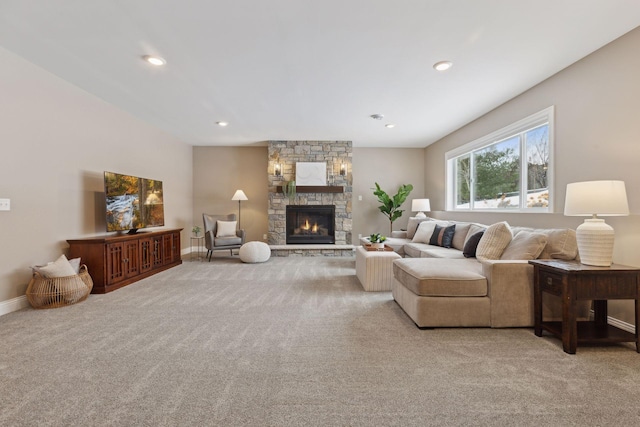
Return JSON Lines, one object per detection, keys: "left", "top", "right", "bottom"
{"left": 608, "top": 315, "right": 636, "bottom": 334}
{"left": 589, "top": 309, "right": 635, "bottom": 334}
{"left": 0, "top": 295, "right": 30, "bottom": 316}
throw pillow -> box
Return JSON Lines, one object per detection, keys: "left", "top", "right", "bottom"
{"left": 34, "top": 254, "right": 77, "bottom": 278}
{"left": 475, "top": 221, "right": 513, "bottom": 261}
{"left": 216, "top": 220, "right": 237, "bottom": 237}
{"left": 463, "top": 223, "right": 487, "bottom": 247}
{"left": 500, "top": 231, "right": 548, "bottom": 260}
{"left": 412, "top": 221, "right": 438, "bottom": 243}
{"left": 406, "top": 217, "right": 431, "bottom": 239}
{"left": 68, "top": 257, "right": 81, "bottom": 274}
{"left": 451, "top": 222, "right": 472, "bottom": 251}
{"left": 463, "top": 231, "right": 484, "bottom": 258}
{"left": 538, "top": 228, "right": 578, "bottom": 260}
{"left": 429, "top": 224, "right": 456, "bottom": 248}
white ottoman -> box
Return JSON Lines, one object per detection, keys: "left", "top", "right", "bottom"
{"left": 355, "top": 245, "right": 402, "bottom": 291}
{"left": 239, "top": 241, "right": 271, "bottom": 263}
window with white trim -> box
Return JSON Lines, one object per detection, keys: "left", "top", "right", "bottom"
{"left": 446, "top": 106, "right": 553, "bottom": 212}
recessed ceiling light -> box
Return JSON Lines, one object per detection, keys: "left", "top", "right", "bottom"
{"left": 433, "top": 61, "right": 452, "bottom": 71}
{"left": 370, "top": 114, "right": 384, "bottom": 120}
{"left": 216, "top": 121, "right": 229, "bottom": 127}
{"left": 385, "top": 124, "right": 395, "bottom": 128}
{"left": 143, "top": 55, "right": 166, "bottom": 66}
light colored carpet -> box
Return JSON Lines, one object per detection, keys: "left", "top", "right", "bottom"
{"left": 2, "top": 256, "right": 640, "bottom": 426}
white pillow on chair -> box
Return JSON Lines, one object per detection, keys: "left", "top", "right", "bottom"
{"left": 216, "top": 220, "right": 237, "bottom": 237}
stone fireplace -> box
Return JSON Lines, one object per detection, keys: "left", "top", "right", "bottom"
{"left": 267, "top": 141, "right": 353, "bottom": 256}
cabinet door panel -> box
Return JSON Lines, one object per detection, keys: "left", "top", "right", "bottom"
{"left": 106, "top": 242, "right": 124, "bottom": 284}
{"left": 140, "top": 238, "right": 153, "bottom": 273}
{"left": 124, "top": 240, "right": 140, "bottom": 278}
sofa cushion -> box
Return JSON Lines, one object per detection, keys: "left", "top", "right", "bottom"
{"left": 393, "top": 258, "right": 487, "bottom": 297}
{"left": 420, "top": 247, "right": 466, "bottom": 259}
{"left": 403, "top": 243, "right": 426, "bottom": 258}
{"left": 429, "top": 224, "right": 456, "bottom": 248}
{"left": 500, "top": 230, "right": 547, "bottom": 260}
{"left": 406, "top": 217, "right": 432, "bottom": 239}
{"left": 451, "top": 222, "right": 472, "bottom": 250}
{"left": 538, "top": 228, "right": 578, "bottom": 260}
{"left": 476, "top": 221, "right": 513, "bottom": 261}
{"left": 463, "top": 231, "right": 484, "bottom": 258}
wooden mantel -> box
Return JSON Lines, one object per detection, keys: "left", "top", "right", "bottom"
{"left": 276, "top": 185, "right": 344, "bottom": 193}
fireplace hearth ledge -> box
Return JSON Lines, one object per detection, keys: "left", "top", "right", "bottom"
{"left": 269, "top": 244, "right": 355, "bottom": 257}
{"left": 270, "top": 244, "right": 355, "bottom": 250}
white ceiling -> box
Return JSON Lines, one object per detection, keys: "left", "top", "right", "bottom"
{"left": 2, "top": 1, "right": 640, "bottom": 148}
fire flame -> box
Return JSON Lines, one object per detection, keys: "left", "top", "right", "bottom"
{"left": 302, "top": 219, "right": 319, "bottom": 233}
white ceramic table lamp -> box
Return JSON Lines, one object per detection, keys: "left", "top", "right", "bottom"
{"left": 564, "top": 180, "right": 629, "bottom": 266}
{"left": 411, "top": 199, "right": 431, "bottom": 218}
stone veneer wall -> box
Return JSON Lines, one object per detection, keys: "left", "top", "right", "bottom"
{"left": 267, "top": 141, "right": 352, "bottom": 251}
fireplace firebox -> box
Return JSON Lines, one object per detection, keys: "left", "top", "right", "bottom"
{"left": 286, "top": 205, "right": 335, "bottom": 244}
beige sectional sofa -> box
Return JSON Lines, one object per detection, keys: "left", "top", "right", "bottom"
{"left": 383, "top": 217, "right": 588, "bottom": 328}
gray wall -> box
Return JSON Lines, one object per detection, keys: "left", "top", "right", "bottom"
{"left": 352, "top": 148, "right": 426, "bottom": 242}
{"left": 191, "top": 146, "right": 424, "bottom": 245}
{"left": 0, "top": 47, "right": 193, "bottom": 305}
{"left": 192, "top": 146, "right": 269, "bottom": 243}
{"left": 423, "top": 26, "right": 640, "bottom": 325}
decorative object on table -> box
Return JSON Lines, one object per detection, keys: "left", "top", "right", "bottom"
{"left": 192, "top": 225, "right": 201, "bottom": 237}
{"left": 27, "top": 254, "right": 93, "bottom": 309}
{"left": 372, "top": 182, "right": 414, "bottom": 234}
{"left": 564, "top": 180, "right": 629, "bottom": 266}
{"left": 368, "top": 233, "right": 387, "bottom": 249}
{"left": 295, "top": 162, "right": 327, "bottom": 185}
{"left": 411, "top": 199, "right": 431, "bottom": 218}
{"left": 281, "top": 180, "right": 296, "bottom": 204}
{"left": 231, "top": 189, "right": 248, "bottom": 229}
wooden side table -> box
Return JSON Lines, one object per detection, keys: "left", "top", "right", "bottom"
{"left": 529, "top": 259, "right": 640, "bottom": 354}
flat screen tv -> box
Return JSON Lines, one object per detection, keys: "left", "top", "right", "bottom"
{"left": 104, "top": 171, "right": 164, "bottom": 233}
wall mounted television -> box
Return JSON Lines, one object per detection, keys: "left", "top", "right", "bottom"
{"left": 104, "top": 171, "right": 164, "bottom": 234}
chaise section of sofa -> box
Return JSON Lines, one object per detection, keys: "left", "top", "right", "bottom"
{"left": 390, "top": 219, "right": 589, "bottom": 328}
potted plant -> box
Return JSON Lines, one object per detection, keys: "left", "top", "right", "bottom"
{"left": 372, "top": 182, "right": 414, "bottom": 234}
{"left": 369, "top": 233, "right": 387, "bottom": 249}
{"left": 192, "top": 225, "right": 201, "bottom": 237}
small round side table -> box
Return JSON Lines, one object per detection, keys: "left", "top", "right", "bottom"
{"left": 190, "top": 235, "right": 205, "bottom": 261}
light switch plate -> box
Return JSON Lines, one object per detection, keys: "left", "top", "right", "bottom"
{"left": 0, "top": 198, "right": 10, "bottom": 211}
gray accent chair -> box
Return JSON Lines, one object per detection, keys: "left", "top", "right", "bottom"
{"left": 203, "top": 213, "right": 246, "bottom": 261}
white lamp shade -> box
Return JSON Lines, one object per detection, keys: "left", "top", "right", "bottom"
{"left": 411, "top": 199, "right": 431, "bottom": 212}
{"left": 564, "top": 180, "right": 629, "bottom": 266}
{"left": 564, "top": 180, "right": 628, "bottom": 217}
{"left": 232, "top": 190, "right": 248, "bottom": 201}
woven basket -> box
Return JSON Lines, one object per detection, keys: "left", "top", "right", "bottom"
{"left": 26, "top": 264, "right": 93, "bottom": 309}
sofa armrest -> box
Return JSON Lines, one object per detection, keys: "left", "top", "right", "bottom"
{"left": 391, "top": 230, "right": 407, "bottom": 239}
{"left": 481, "top": 259, "right": 534, "bottom": 327}
{"left": 482, "top": 259, "right": 591, "bottom": 328}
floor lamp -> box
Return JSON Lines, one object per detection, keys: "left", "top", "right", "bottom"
{"left": 231, "top": 190, "right": 248, "bottom": 229}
